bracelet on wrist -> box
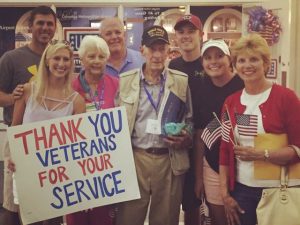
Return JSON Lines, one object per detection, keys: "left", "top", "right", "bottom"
{"left": 264, "top": 149, "right": 270, "bottom": 161}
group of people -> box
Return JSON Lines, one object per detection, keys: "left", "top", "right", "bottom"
{"left": 0, "top": 5, "right": 300, "bottom": 225}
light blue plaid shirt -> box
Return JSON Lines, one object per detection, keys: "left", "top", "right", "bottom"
{"left": 105, "top": 48, "right": 144, "bottom": 77}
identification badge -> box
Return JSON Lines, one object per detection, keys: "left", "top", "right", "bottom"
{"left": 85, "top": 102, "right": 97, "bottom": 112}
{"left": 146, "top": 119, "right": 161, "bottom": 135}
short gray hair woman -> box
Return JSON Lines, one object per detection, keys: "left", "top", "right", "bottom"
{"left": 67, "top": 33, "right": 119, "bottom": 225}
{"left": 78, "top": 35, "right": 110, "bottom": 60}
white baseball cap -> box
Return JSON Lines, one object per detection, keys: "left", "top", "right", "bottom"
{"left": 201, "top": 39, "right": 230, "bottom": 56}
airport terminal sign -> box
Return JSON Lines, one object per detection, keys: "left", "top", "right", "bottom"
{"left": 7, "top": 107, "right": 139, "bottom": 224}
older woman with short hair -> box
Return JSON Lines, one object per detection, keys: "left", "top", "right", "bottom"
{"left": 219, "top": 33, "right": 300, "bottom": 225}
{"left": 66, "top": 35, "right": 118, "bottom": 225}
{"left": 72, "top": 35, "right": 118, "bottom": 112}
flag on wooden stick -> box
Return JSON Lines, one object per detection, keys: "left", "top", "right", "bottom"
{"left": 201, "top": 118, "right": 221, "bottom": 149}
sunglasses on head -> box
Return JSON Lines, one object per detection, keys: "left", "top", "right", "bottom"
{"left": 48, "top": 39, "right": 71, "bottom": 46}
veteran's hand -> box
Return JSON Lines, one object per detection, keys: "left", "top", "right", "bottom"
{"left": 163, "top": 129, "right": 192, "bottom": 149}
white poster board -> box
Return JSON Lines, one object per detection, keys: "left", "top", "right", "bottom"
{"left": 7, "top": 107, "right": 140, "bottom": 224}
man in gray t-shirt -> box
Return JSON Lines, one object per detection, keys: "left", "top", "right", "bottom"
{"left": 0, "top": 47, "right": 40, "bottom": 125}
{"left": 0, "top": 6, "right": 56, "bottom": 225}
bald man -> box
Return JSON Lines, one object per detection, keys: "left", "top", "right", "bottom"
{"left": 99, "top": 17, "right": 144, "bottom": 77}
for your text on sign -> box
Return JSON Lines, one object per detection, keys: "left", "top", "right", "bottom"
{"left": 7, "top": 107, "right": 140, "bottom": 225}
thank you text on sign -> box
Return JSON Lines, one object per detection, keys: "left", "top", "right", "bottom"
{"left": 7, "top": 107, "right": 140, "bottom": 224}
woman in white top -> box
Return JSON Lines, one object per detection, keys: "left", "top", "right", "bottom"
{"left": 219, "top": 34, "right": 300, "bottom": 225}
{"left": 9, "top": 40, "right": 85, "bottom": 225}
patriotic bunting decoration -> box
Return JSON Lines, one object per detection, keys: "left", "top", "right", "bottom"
{"left": 246, "top": 6, "right": 281, "bottom": 46}
{"left": 235, "top": 113, "right": 258, "bottom": 137}
{"left": 201, "top": 118, "right": 221, "bottom": 150}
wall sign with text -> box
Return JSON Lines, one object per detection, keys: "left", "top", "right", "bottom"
{"left": 63, "top": 27, "right": 99, "bottom": 74}
{"left": 63, "top": 27, "right": 99, "bottom": 53}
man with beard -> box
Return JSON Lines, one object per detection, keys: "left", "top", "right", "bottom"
{"left": 0, "top": 6, "right": 57, "bottom": 225}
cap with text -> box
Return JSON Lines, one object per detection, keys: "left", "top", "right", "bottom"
{"left": 201, "top": 39, "right": 230, "bottom": 56}
{"left": 174, "top": 14, "right": 203, "bottom": 30}
{"left": 141, "top": 25, "right": 169, "bottom": 47}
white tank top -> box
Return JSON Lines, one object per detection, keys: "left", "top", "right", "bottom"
{"left": 23, "top": 83, "right": 78, "bottom": 123}
{"left": 13, "top": 83, "right": 78, "bottom": 204}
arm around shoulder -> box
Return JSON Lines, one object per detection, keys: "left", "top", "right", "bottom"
{"left": 0, "top": 90, "right": 14, "bottom": 107}
{"left": 11, "top": 83, "right": 31, "bottom": 126}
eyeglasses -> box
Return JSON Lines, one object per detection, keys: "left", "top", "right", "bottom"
{"left": 48, "top": 39, "right": 71, "bottom": 46}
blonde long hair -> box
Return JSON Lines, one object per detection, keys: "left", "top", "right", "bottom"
{"left": 34, "top": 41, "right": 74, "bottom": 102}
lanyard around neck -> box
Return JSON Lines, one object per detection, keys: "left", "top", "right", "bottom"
{"left": 142, "top": 76, "right": 165, "bottom": 113}
{"left": 79, "top": 72, "right": 105, "bottom": 110}
{"left": 89, "top": 82, "right": 105, "bottom": 110}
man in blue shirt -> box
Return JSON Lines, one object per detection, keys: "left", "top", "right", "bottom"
{"left": 99, "top": 17, "right": 144, "bottom": 77}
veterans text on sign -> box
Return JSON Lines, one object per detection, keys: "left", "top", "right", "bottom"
{"left": 7, "top": 107, "right": 140, "bottom": 225}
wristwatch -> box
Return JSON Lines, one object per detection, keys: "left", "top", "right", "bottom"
{"left": 264, "top": 149, "right": 270, "bottom": 161}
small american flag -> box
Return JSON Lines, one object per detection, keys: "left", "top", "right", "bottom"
{"left": 235, "top": 113, "right": 258, "bottom": 136}
{"left": 201, "top": 118, "right": 221, "bottom": 149}
{"left": 221, "top": 111, "right": 231, "bottom": 142}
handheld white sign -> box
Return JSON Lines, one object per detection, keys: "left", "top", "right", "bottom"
{"left": 7, "top": 106, "right": 140, "bottom": 224}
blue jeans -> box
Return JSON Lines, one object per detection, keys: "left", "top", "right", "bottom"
{"left": 231, "top": 183, "right": 263, "bottom": 225}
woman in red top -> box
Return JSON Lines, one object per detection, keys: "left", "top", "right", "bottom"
{"left": 219, "top": 34, "right": 300, "bottom": 225}
{"left": 67, "top": 35, "right": 118, "bottom": 225}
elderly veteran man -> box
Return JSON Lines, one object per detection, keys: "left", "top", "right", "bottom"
{"left": 115, "top": 25, "right": 193, "bottom": 225}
